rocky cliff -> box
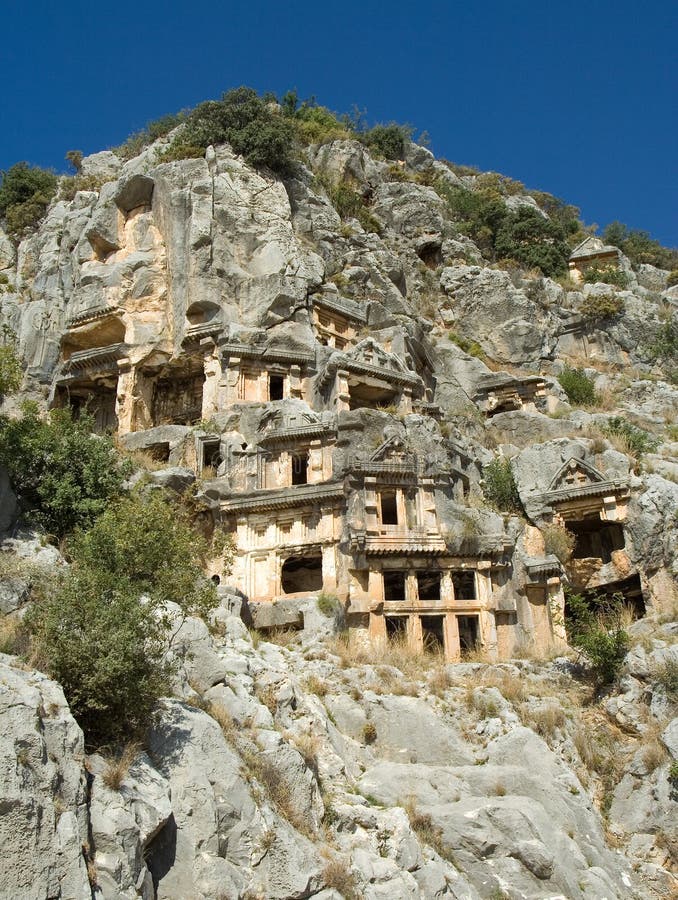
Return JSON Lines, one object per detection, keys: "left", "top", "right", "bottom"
{"left": 0, "top": 114, "right": 677, "bottom": 898}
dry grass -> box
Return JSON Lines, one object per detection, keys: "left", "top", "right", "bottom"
{"left": 241, "top": 749, "right": 311, "bottom": 835}
{"left": 322, "top": 856, "right": 359, "bottom": 900}
{"left": 0, "top": 616, "right": 30, "bottom": 656}
{"left": 266, "top": 627, "right": 299, "bottom": 647}
{"left": 327, "top": 633, "right": 434, "bottom": 679}
{"left": 465, "top": 686, "right": 501, "bottom": 719}
{"left": 119, "top": 446, "right": 169, "bottom": 472}
{"left": 541, "top": 524, "right": 576, "bottom": 563}
{"left": 255, "top": 683, "right": 278, "bottom": 715}
{"left": 520, "top": 703, "right": 566, "bottom": 739}
{"left": 362, "top": 722, "right": 377, "bottom": 744}
{"left": 102, "top": 742, "right": 139, "bottom": 791}
{"left": 402, "top": 795, "right": 455, "bottom": 862}
{"left": 289, "top": 732, "right": 321, "bottom": 775}
{"left": 305, "top": 675, "right": 329, "bottom": 697}
{"left": 207, "top": 702, "right": 237, "bottom": 740}
{"left": 427, "top": 664, "right": 453, "bottom": 697}
{"left": 478, "top": 670, "right": 527, "bottom": 704}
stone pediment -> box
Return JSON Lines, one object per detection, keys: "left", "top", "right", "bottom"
{"left": 370, "top": 435, "right": 410, "bottom": 463}
{"left": 569, "top": 236, "right": 619, "bottom": 261}
{"left": 347, "top": 338, "right": 410, "bottom": 375}
{"left": 547, "top": 457, "right": 605, "bottom": 492}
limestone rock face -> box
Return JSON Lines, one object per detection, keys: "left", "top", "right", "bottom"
{"left": 0, "top": 656, "right": 90, "bottom": 900}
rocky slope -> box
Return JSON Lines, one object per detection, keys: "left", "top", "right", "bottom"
{"left": 0, "top": 120, "right": 677, "bottom": 898}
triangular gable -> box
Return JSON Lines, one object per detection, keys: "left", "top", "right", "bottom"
{"left": 370, "top": 435, "right": 409, "bottom": 462}
{"left": 569, "top": 236, "right": 619, "bottom": 261}
{"left": 346, "top": 338, "right": 408, "bottom": 374}
{"left": 548, "top": 457, "right": 605, "bottom": 491}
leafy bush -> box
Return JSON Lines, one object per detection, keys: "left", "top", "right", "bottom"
{"left": 316, "top": 174, "right": 381, "bottom": 233}
{"left": 280, "top": 91, "right": 350, "bottom": 145}
{"left": 565, "top": 589, "right": 630, "bottom": 685}
{"left": 448, "top": 331, "right": 484, "bottom": 357}
{"left": 0, "top": 405, "right": 130, "bottom": 539}
{"left": 602, "top": 416, "right": 659, "bottom": 457}
{"left": 603, "top": 221, "right": 678, "bottom": 270}
{"left": 435, "top": 180, "right": 570, "bottom": 275}
{"left": 0, "top": 162, "right": 57, "bottom": 240}
{"left": 558, "top": 367, "right": 597, "bottom": 405}
{"left": 0, "top": 327, "right": 22, "bottom": 396}
{"left": 580, "top": 293, "right": 624, "bottom": 323}
{"left": 317, "top": 591, "right": 342, "bottom": 617}
{"left": 647, "top": 321, "right": 678, "bottom": 362}
{"left": 360, "top": 123, "right": 412, "bottom": 160}
{"left": 482, "top": 458, "right": 522, "bottom": 514}
{"left": 667, "top": 270, "right": 678, "bottom": 288}
{"left": 542, "top": 524, "right": 576, "bottom": 562}
{"left": 29, "top": 490, "right": 220, "bottom": 746}
{"left": 59, "top": 173, "right": 109, "bottom": 201}
{"left": 163, "top": 87, "right": 297, "bottom": 174}
{"left": 113, "top": 111, "right": 187, "bottom": 161}
{"left": 583, "top": 266, "right": 628, "bottom": 288}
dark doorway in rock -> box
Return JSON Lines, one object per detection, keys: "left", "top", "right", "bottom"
{"left": 268, "top": 374, "right": 284, "bottom": 401}
{"left": 452, "top": 571, "right": 476, "bottom": 601}
{"left": 148, "top": 442, "right": 171, "bottom": 463}
{"left": 152, "top": 372, "right": 204, "bottom": 426}
{"left": 379, "top": 491, "right": 399, "bottom": 525}
{"left": 348, "top": 382, "right": 398, "bottom": 411}
{"left": 569, "top": 518, "right": 626, "bottom": 563}
{"left": 417, "top": 571, "right": 441, "bottom": 602}
{"left": 383, "top": 570, "right": 407, "bottom": 603}
{"left": 55, "top": 383, "right": 118, "bottom": 434}
{"left": 458, "top": 615, "right": 480, "bottom": 654}
{"left": 421, "top": 615, "right": 445, "bottom": 652}
{"left": 565, "top": 573, "right": 645, "bottom": 622}
{"left": 281, "top": 554, "right": 323, "bottom": 594}
{"left": 386, "top": 616, "right": 408, "bottom": 641}
{"left": 201, "top": 439, "right": 221, "bottom": 474}
{"left": 291, "top": 452, "right": 309, "bottom": 485}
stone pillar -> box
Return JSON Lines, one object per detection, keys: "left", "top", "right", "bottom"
{"left": 398, "top": 387, "right": 413, "bottom": 414}
{"left": 547, "top": 576, "right": 567, "bottom": 644}
{"left": 481, "top": 609, "right": 498, "bottom": 661}
{"left": 308, "top": 439, "right": 323, "bottom": 484}
{"left": 476, "top": 562, "right": 492, "bottom": 605}
{"left": 115, "top": 358, "right": 133, "bottom": 435}
{"left": 409, "top": 614, "right": 423, "bottom": 655}
{"left": 440, "top": 571, "right": 454, "bottom": 605}
{"left": 321, "top": 543, "right": 338, "bottom": 593}
{"left": 290, "top": 364, "right": 302, "bottom": 400}
{"left": 444, "top": 614, "right": 460, "bottom": 661}
{"left": 336, "top": 369, "right": 350, "bottom": 413}
{"left": 201, "top": 345, "right": 221, "bottom": 419}
{"left": 364, "top": 477, "right": 378, "bottom": 532}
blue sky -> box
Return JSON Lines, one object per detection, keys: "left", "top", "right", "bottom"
{"left": 2, "top": 0, "right": 676, "bottom": 246}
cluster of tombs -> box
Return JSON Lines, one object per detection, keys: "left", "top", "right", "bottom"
{"left": 49, "top": 284, "right": 646, "bottom": 661}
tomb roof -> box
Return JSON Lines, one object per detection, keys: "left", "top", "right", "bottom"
{"left": 569, "top": 236, "right": 620, "bottom": 261}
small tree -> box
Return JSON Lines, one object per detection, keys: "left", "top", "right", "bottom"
{"left": 0, "top": 405, "right": 129, "bottom": 539}
{"left": 482, "top": 458, "right": 522, "bottom": 514}
{"left": 29, "top": 490, "right": 222, "bottom": 747}
{"left": 565, "top": 589, "right": 630, "bottom": 685}
{"left": 558, "top": 367, "right": 596, "bottom": 405}
{"left": 0, "top": 327, "right": 22, "bottom": 397}
{"left": 0, "top": 162, "right": 57, "bottom": 240}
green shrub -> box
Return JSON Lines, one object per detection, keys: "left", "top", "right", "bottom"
{"left": 580, "top": 293, "right": 624, "bottom": 323}
{"left": 316, "top": 174, "right": 381, "bottom": 233}
{"left": 59, "top": 173, "right": 109, "bottom": 201}
{"left": 666, "top": 270, "right": 678, "bottom": 288}
{"left": 448, "top": 331, "right": 484, "bottom": 357}
{"left": 317, "top": 591, "right": 342, "bottom": 617}
{"left": 0, "top": 327, "right": 22, "bottom": 397}
{"left": 653, "top": 658, "right": 678, "bottom": 701}
{"left": 603, "top": 221, "right": 678, "bottom": 270}
{"left": 65, "top": 150, "right": 83, "bottom": 172}
{"left": 113, "top": 111, "right": 187, "bottom": 160}
{"left": 602, "top": 416, "right": 659, "bottom": 457}
{"left": 28, "top": 490, "right": 220, "bottom": 747}
{"left": 494, "top": 207, "right": 570, "bottom": 276}
{"left": 0, "top": 162, "right": 57, "bottom": 240}
{"left": 647, "top": 321, "right": 678, "bottom": 362}
{"left": 0, "top": 405, "right": 130, "bottom": 539}
{"left": 360, "top": 123, "right": 412, "bottom": 160}
{"left": 281, "top": 91, "right": 351, "bottom": 145}
{"left": 565, "top": 589, "right": 630, "bottom": 685}
{"left": 558, "top": 367, "right": 596, "bottom": 405}
{"left": 583, "top": 266, "right": 628, "bottom": 288}
{"left": 482, "top": 458, "right": 522, "bottom": 514}
{"left": 162, "top": 87, "right": 296, "bottom": 174}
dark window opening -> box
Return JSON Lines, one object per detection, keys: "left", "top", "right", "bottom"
{"left": 568, "top": 518, "right": 626, "bottom": 563}
{"left": 421, "top": 616, "right": 445, "bottom": 652}
{"left": 383, "top": 571, "right": 407, "bottom": 603}
{"left": 417, "top": 572, "right": 441, "bottom": 602}
{"left": 201, "top": 440, "right": 221, "bottom": 473}
{"left": 380, "top": 492, "right": 399, "bottom": 525}
{"left": 152, "top": 373, "right": 204, "bottom": 426}
{"left": 291, "top": 453, "right": 308, "bottom": 485}
{"left": 281, "top": 554, "right": 323, "bottom": 594}
{"left": 386, "top": 616, "right": 408, "bottom": 640}
{"left": 149, "top": 442, "right": 171, "bottom": 463}
{"left": 269, "top": 374, "right": 284, "bottom": 401}
{"left": 55, "top": 384, "right": 118, "bottom": 434}
{"left": 452, "top": 571, "right": 476, "bottom": 601}
{"left": 565, "top": 574, "right": 645, "bottom": 626}
{"left": 416, "top": 242, "right": 442, "bottom": 269}
{"left": 348, "top": 383, "right": 398, "bottom": 411}
{"left": 457, "top": 615, "right": 480, "bottom": 654}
